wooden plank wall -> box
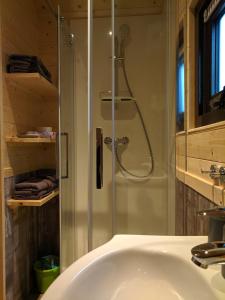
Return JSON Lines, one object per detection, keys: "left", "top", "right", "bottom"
{"left": 0, "top": 1, "right": 58, "bottom": 298}
{"left": 0, "top": 1, "right": 5, "bottom": 299}
{"left": 37, "top": 1, "right": 58, "bottom": 86}
{"left": 176, "top": 0, "right": 225, "bottom": 206}
{"left": 1, "top": 0, "right": 58, "bottom": 178}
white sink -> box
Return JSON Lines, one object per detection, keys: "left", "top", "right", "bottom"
{"left": 42, "top": 235, "right": 225, "bottom": 300}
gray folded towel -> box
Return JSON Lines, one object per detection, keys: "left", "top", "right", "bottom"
{"left": 14, "top": 188, "right": 53, "bottom": 200}
{"left": 15, "top": 178, "right": 55, "bottom": 192}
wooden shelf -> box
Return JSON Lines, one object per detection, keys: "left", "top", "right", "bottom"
{"left": 6, "top": 137, "right": 56, "bottom": 144}
{"left": 5, "top": 72, "right": 58, "bottom": 98}
{"left": 7, "top": 189, "right": 59, "bottom": 207}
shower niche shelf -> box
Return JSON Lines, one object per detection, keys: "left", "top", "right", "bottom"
{"left": 5, "top": 72, "right": 58, "bottom": 99}
{"left": 7, "top": 189, "right": 59, "bottom": 208}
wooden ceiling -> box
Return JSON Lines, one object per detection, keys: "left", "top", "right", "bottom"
{"left": 37, "top": 0, "right": 164, "bottom": 18}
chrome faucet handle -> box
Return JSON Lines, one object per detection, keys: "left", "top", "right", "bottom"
{"left": 104, "top": 137, "right": 112, "bottom": 145}
{"left": 191, "top": 241, "right": 225, "bottom": 269}
{"left": 201, "top": 164, "right": 225, "bottom": 184}
{"left": 201, "top": 164, "right": 220, "bottom": 178}
{"left": 220, "top": 166, "right": 225, "bottom": 175}
{"left": 201, "top": 164, "right": 218, "bottom": 173}
{"left": 197, "top": 206, "right": 225, "bottom": 217}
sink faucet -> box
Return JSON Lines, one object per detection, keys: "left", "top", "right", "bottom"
{"left": 192, "top": 241, "right": 225, "bottom": 268}
{"left": 191, "top": 206, "right": 225, "bottom": 278}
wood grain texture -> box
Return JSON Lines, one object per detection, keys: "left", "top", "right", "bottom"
{"left": 176, "top": 134, "right": 186, "bottom": 156}
{"left": 187, "top": 157, "right": 215, "bottom": 183}
{"left": 6, "top": 137, "right": 56, "bottom": 144}
{"left": 176, "top": 167, "right": 185, "bottom": 182}
{"left": 185, "top": 171, "right": 214, "bottom": 201}
{"left": 0, "top": 2, "right": 6, "bottom": 298}
{"left": 213, "top": 185, "right": 224, "bottom": 206}
{"left": 5, "top": 73, "right": 57, "bottom": 99}
{"left": 175, "top": 179, "right": 216, "bottom": 236}
{"left": 177, "top": 0, "right": 187, "bottom": 21}
{"left": 37, "top": 5, "right": 58, "bottom": 86}
{"left": 1, "top": 1, "right": 59, "bottom": 299}
{"left": 187, "top": 127, "right": 225, "bottom": 163}
{"left": 2, "top": 0, "right": 58, "bottom": 177}
{"left": 7, "top": 190, "right": 59, "bottom": 207}
{"left": 186, "top": 157, "right": 221, "bottom": 203}
{"left": 176, "top": 133, "right": 186, "bottom": 172}
{"left": 176, "top": 155, "right": 186, "bottom": 171}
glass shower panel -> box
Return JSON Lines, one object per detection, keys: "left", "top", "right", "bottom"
{"left": 114, "top": 0, "right": 176, "bottom": 235}
{"left": 71, "top": 1, "right": 114, "bottom": 253}
{"left": 91, "top": 1, "right": 114, "bottom": 250}
{"left": 59, "top": 17, "right": 76, "bottom": 270}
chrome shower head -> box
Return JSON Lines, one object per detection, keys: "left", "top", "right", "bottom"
{"left": 119, "top": 24, "right": 130, "bottom": 46}
{"left": 118, "top": 24, "right": 130, "bottom": 58}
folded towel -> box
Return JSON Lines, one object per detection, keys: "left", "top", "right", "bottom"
{"left": 14, "top": 188, "right": 54, "bottom": 200}
{"left": 7, "top": 54, "right": 52, "bottom": 82}
{"left": 15, "top": 178, "right": 56, "bottom": 192}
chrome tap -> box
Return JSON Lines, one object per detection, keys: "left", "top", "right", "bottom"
{"left": 191, "top": 206, "right": 225, "bottom": 278}
{"left": 201, "top": 164, "right": 225, "bottom": 184}
{"left": 191, "top": 241, "right": 225, "bottom": 269}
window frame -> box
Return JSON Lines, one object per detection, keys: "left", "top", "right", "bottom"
{"left": 196, "top": 0, "right": 225, "bottom": 127}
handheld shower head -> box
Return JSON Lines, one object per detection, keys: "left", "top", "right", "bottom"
{"left": 119, "top": 24, "right": 130, "bottom": 44}
{"left": 118, "top": 24, "right": 131, "bottom": 58}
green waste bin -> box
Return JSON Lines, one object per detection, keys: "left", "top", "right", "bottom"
{"left": 34, "top": 255, "right": 60, "bottom": 294}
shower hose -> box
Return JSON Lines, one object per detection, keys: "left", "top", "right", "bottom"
{"left": 115, "top": 60, "right": 154, "bottom": 179}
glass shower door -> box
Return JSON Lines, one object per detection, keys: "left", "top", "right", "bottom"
{"left": 113, "top": 1, "right": 176, "bottom": 235}
{"left": 59, "top": 16, "right": 76, "bottom": 270}
{"left": 91, "top": 1, "right": 114, "bottom": 250}
{"left": 68, "top": 0, "right": 114, "bottom": 255}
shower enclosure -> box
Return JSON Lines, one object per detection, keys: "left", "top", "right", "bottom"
{"left": 59, "top": 0, "right": 176, "bottom": 269}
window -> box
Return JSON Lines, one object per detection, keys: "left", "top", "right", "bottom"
{"left": 196, "top": 0, "right": 225, "bottom": 126}
{"left": 219, "top": 13, "right": 225, "bottom": 90}
{"left": 176, "top": 27, "right": 185, "bottom": 132}
{"left": 176, "top": 56, "right": 185, "bottom": 131}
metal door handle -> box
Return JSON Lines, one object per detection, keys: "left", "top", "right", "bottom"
{"left": 61, "top": 132, "right": 69, "bottom": 179}
{"left": 96, "top": 128, "right": 103, "bottom": 189}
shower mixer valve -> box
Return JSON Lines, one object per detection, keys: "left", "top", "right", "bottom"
{"left": 104, "top": 136, "right": 129, "bottom": 146}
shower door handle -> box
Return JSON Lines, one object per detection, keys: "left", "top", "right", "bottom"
{"left": 61, "top": 132, "right": 69, "bottom": 179}
{"left": 96, "top": 128, "right": 103, "bottom": 189}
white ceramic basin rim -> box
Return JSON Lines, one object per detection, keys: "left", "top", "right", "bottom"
{"left": 42, "top": 235, "right": 225, "bottom": 300}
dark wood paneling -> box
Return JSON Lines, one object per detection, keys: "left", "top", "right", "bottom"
{"left": 4, "top": 175, "right": 59, "bottom": 300}
{"left": 175, "top": 178, "right": 216, "bottom": 236}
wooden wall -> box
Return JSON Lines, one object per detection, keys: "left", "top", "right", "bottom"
{"left": 5, "top": 175, "right": 59, "bottom": 300}
{"left": 37, "top": 1, "right": 58, "bottom": 86}
{"left": 0, "top": 0, "right": 58, "bottom": 299}
{"left": 175, "top": 178, "right": 216, "bottom": 235}
{"left": 0, "top": 2, "right": 5, "bottom": 299}
{"left": 1, "top": 0, "right": 58, "bottom": 178}
{"left": 176, "top": 0, "right": 225, "bottom": 206}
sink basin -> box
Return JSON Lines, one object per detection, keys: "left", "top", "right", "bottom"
{"left": 42, "top": 235, "right": 225, "bottom": 300}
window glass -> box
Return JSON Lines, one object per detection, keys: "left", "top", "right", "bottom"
{"left": 178, "top": 57, "right": 185, "bottom": 114}
{"left": 176, "top": 54, "right": 185, "bottom": 132}
{"left": 219, "top": 12, "right": 225, "bottom": 91}
{"left": 196, "top": 1, "right": 225, "bottom": 126}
